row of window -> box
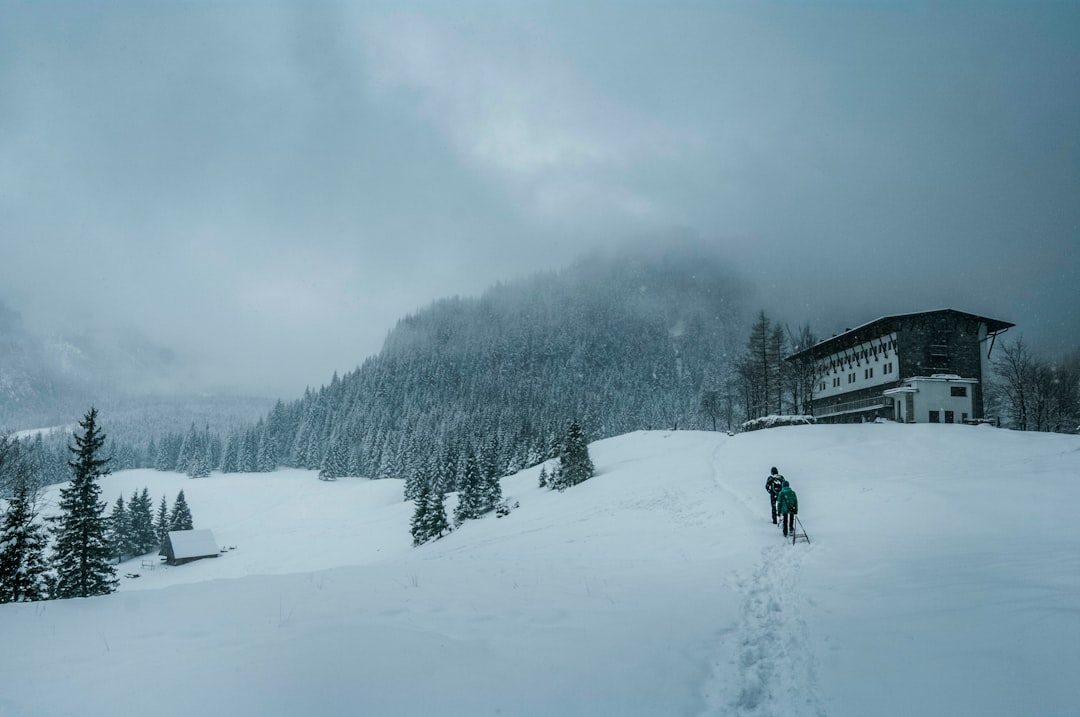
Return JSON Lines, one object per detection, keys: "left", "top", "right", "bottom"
{"left": 928, "top": 410, "right": 969, "bottom": 424}
{"left": 819, "top": 362, "right": 896, "bottom": 392}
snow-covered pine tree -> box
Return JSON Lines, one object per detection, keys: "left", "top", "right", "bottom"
{"left": 154, "top": 495, "right": 170, "bottom": 548}
{"left": 108, "top": 494, "right": 133, "bottom": 563}
{"left": 424, "top": 485, "right": 451, "bottom": 541}
{"left": 453, "top": 450, "right": 484, "bottom": 525}
{"left": 547, "top": 462, "right": 567, "bottom": 491}
{"left": 403, "top": 454, "right": 434, "bottom": 501}
{"left": 219, "top": 433, "right": 239, "bottom": 473}
{"left": 175, "top": 423, "right": 197, "bottom": 474}
{"left": 129, "top": 488, "right": 157, "bottom": 555}
{"left": 538, "top": 465, "right": 548, "bottom": 488}
{"left": 50, "top": 408, "right": 118, "bottom": 599}
{"left": 480, "top": 454, "right": 503, "bottom": 514}
{"left": 346, "top": 444, "right": 363, "bottom": 479}
{"left": 435, "top": 443, "right": 458, "bottom": 495}
{"left": 169, "top": 489, "right": 194, "bottom": 531}
{"left": 318, "top": 434, "right": 348, "bottom": 481}
{"left": 145, "top": 437, "right": 157, "bottom": 469}
{"left": 187, "top": 444, "right": 211, "bottom": 478}
{"left": 256, "top": 429, "right": 277, "bottom": 473}
{"left": 559, "top": 420, "right": 594, "bottom": 488}
{"left": 238, "top": 430, "right": 257, "bottom": 472}
{"left": 0, "top": 466, "right": 50, "bottom": 603}
{"left": 409, "top": 482, "right": 432, "bottom": 546}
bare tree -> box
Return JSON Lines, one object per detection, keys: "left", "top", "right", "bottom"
{"left": 995, "top": 337, "right": 1034, "bottom": 430}
{"left": 785, "top": 323, "right": 819, "bottom": 416}
{"left": 995, "top": 338, "right": 1080, "bottom": 433}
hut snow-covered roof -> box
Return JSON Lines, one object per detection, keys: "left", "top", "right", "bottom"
{"left": 165, "top": 529, "right": 219, "bottom": 563}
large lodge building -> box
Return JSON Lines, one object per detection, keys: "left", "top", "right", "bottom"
{"left": 786, "top": 309, "right": 1014, "bottom": 425}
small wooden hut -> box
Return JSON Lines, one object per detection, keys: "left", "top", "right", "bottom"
{"left": 162, "top": 529, "right": 220, "bottom": 566}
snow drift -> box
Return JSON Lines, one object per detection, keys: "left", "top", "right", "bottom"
{"left": 1, "top": 423, "right": 1078, "bottom": 717}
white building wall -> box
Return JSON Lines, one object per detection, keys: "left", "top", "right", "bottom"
{"left": 814, "top": 332, "right": 899, "bottom": 400}
{"left": 912, "top": 377, "right": 977, "bottom": 424}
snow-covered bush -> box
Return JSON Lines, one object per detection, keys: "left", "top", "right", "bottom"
{"left": 741, "top": 415, "right": 816, "bottom": 432}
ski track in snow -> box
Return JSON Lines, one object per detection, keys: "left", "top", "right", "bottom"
{"left": 699, "top": 443, "right": 826, "bottom": 717}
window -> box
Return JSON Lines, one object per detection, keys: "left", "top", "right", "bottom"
{"left": 944, "top": 410, "right": 954, "bottom": 424}
{"left": 950, "top": 386, "right": 967, "bottom": 397}
{"left": 928, "top": 410, "right": 940, "bottom": 423}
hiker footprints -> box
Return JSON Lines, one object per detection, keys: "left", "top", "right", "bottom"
{"left": 700, "top": 546, "right": 826, "bottom": 717}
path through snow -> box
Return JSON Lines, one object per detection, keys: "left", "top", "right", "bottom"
{"left": 699, "top": 444, "right": 826, "bottom": 716}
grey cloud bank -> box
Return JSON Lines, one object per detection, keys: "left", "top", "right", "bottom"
{"left": 1, "top": 2, "right": 1077, "bottom": 398}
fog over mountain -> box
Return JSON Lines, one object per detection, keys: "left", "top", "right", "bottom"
{"left": 2, "top": 2, "right": 1077, "bottom": 401}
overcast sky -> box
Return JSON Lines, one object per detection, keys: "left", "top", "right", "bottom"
{"left": 2, "top": 1, "right": 1078, "bottom": 398}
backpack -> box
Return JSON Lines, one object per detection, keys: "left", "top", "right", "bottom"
{"left": 766, "top": 475, "right": 783, "bottom": 495}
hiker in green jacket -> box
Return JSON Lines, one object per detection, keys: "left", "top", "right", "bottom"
{"left": 777, "top": 479, "right": 798, "bottom": 537}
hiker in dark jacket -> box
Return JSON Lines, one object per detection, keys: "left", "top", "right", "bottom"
{"left": 777, "top": 479, "right": 798, "bottom": 537}
{"left": 765, "top": 467, "right": 784, "bottom": 524}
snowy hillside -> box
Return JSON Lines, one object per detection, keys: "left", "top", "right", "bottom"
{"left": 1, "top": 424, "right": 1078, "bottom": 717}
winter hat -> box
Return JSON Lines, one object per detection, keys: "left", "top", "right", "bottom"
{"left": 771, "top": 467, "right": 778, "bottom": 475}
{"left": 781, "top": 479, "right": 789, "bottom": 487}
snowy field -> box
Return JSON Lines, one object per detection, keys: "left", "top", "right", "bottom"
{"left": 1, "top": 423, "right": 1078, "bottom": 717}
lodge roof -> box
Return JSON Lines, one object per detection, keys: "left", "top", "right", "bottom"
{"left": 785, "top": 309, "right": 1015, "bottom": 362}
{"left": 166, "top": 529, "right": 219, "bottom": 560}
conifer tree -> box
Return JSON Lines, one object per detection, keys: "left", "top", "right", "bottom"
{"left": 318, "top": 435, "right": 348, "bottom": 481}
{"left": 256, "top": 429, "right": 277, "bottom": 473}
{"left": 409, "top": 483, "right": 432, "bottom": 546}
{"left": 220, "top": 433, "right": 239, "bottom": 473}
{"left": 453, "top": 450, "right": 484, "bottom": 525}
{"left": 170, "top": 489, "right": 194, "bottom": 531}
{"left": 0, "top": 468, "right": 50, "bottom": 603}
{"left": 51, "top": 408, "right": 118, "bottom": 599}
{"left": 558, "top": 420, "right": 594, "bottom": 488}
{"left": 108, "top": 494, "right": 132, "bottom": 563}
{"left": 538, "top": 465, "right": 548, "bottom": 488}
{"left": 425, "top": 486, "right": 451, "bottom": 541}
{"left": 404, "top": 456, "right": 433, "bottom": 501}
{"left": 411, "top": 482, "right": 451, "bottom": 546}
{"left": 129, "top": 488, "right": 157, "bottom": 554}
{"left": 480, "top": 458, "right": 503, "bottom": 513}
{"left": 187, "top": 444, "right": 211, "bottom": 478}
{"left": 154, "top": 495, "right": 170, "bottom": 547}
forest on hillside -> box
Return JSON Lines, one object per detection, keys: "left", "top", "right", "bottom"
{"left": 4, "top": 243, "right": 1078, "bottom": 495}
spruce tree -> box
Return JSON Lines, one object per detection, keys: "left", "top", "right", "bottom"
{"left": 453, "top": 450, "right": 484, "bottom": 525}
{"left": 154, "top": 495, "right": 170, "bottom": 547}
{"left": 410, "top": 483, "right": 432, "bottom": 546}
{"left": 404, "top": 457, "right": 433, "bottom": 501}
{"left": 256, "top": 431, "right": 277, "bottom": 473}
{"left": 129, "top": 488, "right": 157, "bottom": 555}
{"left": 0, "top": 470, "right": 50, "bottom": 603}
{"left": 51, "top": 408, "right": 118, "bottom": 599}
{"left": 318, "top": 435, "right": 348, "bottom": 481}
{"left": 480, "top": 459, "right": 503, "bottom": 513}
{"left": 170, "top": 489, "right": 194, "bottom": 531}
{"left": 108, "top": 494, "right": 132, "bottom": 563}
{"left": 424, "top": 486, "right": 451, "bottom": 541}
{"left": 187, "top": 444, "right": 211, "bottom": 479}
{"left": 559, "top": 420, "right": 594, "bottom": 488}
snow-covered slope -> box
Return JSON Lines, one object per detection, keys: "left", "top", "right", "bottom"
{"left": 1, "top": 424, "right": 1078, "bottom": 717}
